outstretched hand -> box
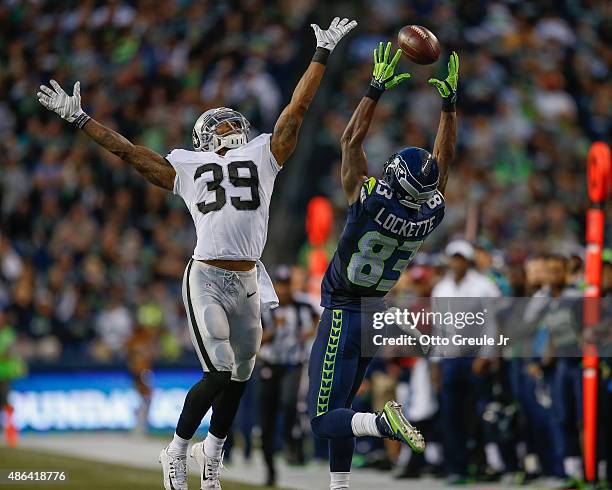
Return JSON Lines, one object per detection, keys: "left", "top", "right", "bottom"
{"left": 37, "top": 79, "right": 85, "bottom": 123}
{"left": 371, "top": 41, "right": 411, "bottom": 91}
{"left": 311, "top": 17, "right": 357, "bottom": 52}
{"left": 428, "top": 51, "right": 459, "bottom": 109}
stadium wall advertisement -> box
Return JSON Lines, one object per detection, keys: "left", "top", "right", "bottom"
{"left": 8, "top": 369, "right": 209, "bottom": 432}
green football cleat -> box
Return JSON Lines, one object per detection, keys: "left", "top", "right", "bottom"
{"left": 376, "top": 400, "right": 426, "bottom": 453}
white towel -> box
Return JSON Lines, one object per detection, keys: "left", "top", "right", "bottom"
{"left": 407, "top": 358, "right": 438, "bottom": 421}
{"left": 256, "top": 260, "right": 279, "bottom": 310}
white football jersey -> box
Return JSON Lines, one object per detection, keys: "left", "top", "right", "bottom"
{"left": 167, "top": 133, "right": 280, "bottom": 261}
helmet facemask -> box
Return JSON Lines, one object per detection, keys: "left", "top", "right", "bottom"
{"left": 192, "top": 108, "right": 250, "bottom": 152}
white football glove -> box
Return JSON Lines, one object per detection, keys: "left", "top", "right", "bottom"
{"left": 37, "top": 80, "right": 89, "bottom": 126}
{"left": 311, "top": 17, "right": 357, "bottom": 52}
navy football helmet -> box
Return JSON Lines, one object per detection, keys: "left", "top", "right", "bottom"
{"left": 382, "top": 147, "right": 440, "bottom": 209}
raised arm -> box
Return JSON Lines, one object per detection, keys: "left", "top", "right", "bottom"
{"left": 340, "top": 97, "right": 377, "bottom": 203}
{"left": 341, "top": 42, "right": 411, "bottom": 203}
{"left": 81, "top": 119, "right": 175, "bottom": 190}
{"left": 37, "top": 80, "right": 175, "bottom": 191}
{"left": 432, "top": 112, "right": 457, "bottom": 195}
{"left": 271, "top": 17, "right": 357, "bottom": 166}
{"left": 428, "top": 52, "right": 459, "bottom": 196}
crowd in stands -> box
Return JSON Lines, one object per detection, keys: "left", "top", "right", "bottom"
{"left": 1, "top": 0, "right": 610, "bottom": 361}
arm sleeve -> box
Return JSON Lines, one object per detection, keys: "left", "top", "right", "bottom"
{"left": 258, "top": 133, "right": 281, "bottom": 179}
{"left": 165, "top": 149, "right": 195, "bottom": 202}
{"left": 347, "top": 176, "right": 375, "bottom": 221}
{"left": 267, "top": 135, "right": 282, "bottom": 176}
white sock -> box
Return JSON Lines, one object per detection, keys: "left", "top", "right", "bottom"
{"left": 167, "top": 432, "right": 189, "bottom": 458}
{"left": 330, "top": 471, "right": 350, "bottom": 490}
{"left": 203, "top": 432, "right": 226, "bottom": 459}
{"left": 350, "top": 412, "right": 381, "bottom": 437}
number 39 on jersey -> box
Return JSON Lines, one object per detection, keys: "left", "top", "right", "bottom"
{"left": 194, "top": 160, "right": 260, "bottom": 214}
{"left": 166, "top": 133, "right": 281, "bottom": 261}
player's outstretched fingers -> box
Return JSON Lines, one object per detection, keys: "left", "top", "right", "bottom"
{"left": 49, "top": 79, "right": 65, "bottom": 94}
{"left": 450, "top": 51, "right": 459, "bottom": 73}
{"left": 383, "top": 41, "right": 391, "bottom": 64}
{"left": 386, "top": 73, "right": 411, "bottom": 90}
{"left": 37, "top": 93, "right": 51, "bottom": 106}
{"left": 390, "top": 48, "right": 402, "bottom": 69}
{"left": 344, "top": 20, "right": 358, "bottom": 33}
{"left": 39, "top": 85, "right": 55, "bottom": 97}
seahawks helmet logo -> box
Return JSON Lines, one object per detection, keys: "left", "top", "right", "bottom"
{"left": 391, "top": 156, "right": 407, "bottom": 181}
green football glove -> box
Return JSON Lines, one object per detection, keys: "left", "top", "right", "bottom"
{"left": 367, "top": 42, "right": 411, "bottom": 99}
{"left": 428, "top": 51, "right": 459, "bottom": 112}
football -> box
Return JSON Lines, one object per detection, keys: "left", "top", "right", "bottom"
{"left": 398, "top": 25, "right": 441, "bottom": 65}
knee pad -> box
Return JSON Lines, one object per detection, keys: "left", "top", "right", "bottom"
{"left": 208, "top": 339, "right": 234, "bottom": 372}
{"left": 231, "top": 356, "right": 256, "bottom": 382}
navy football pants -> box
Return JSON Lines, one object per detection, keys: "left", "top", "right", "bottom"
{"left": 308, "top": 308, "right": 373, "bottom": 472}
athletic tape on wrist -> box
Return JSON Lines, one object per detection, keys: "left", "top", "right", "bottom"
{"left": 442, "top": 94, "right": 456, "bottom": 112}
{"left": 312, "top": 47, "right": 330, "bottom": 65}
{"left": 366, "top": 84, "right": 384, "bottom": 101}
{"left": 74, "top": 112, "right": 91, "bottom": 128}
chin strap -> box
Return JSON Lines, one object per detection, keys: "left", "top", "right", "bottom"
{"left": 211, "top": 132, "right": 248, "bottom": 151}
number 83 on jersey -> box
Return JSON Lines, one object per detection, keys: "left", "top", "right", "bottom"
{"left": 347, "top": 231, "right": 422, "bottom": 292}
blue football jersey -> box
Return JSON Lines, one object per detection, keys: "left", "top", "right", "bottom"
{"left": 321, "top": 177, "right": 445, "bottom": 310}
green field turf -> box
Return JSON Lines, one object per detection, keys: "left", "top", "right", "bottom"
{"left": 0, "top": 447, "right": 276, "bottom": 490}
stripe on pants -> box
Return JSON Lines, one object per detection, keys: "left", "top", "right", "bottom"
{"left": 316, "top": 309, "right": 342, "bottom": 416}
{"left": 186, "top": 259, "right": 217, "bottom": 372}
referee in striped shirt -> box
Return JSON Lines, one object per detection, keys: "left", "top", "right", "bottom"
{"left": 258, "top": 265, "right": 319, "bottom": 486}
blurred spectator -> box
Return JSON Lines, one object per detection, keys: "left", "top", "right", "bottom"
{"left": 258, "top": 266, "right": 319, "bottom": 486}
{"left": 126, "top": 286, "right": 165, "bottom": 435}
{"left": 0, "top": 309, "right": 26, "bottom": 446}
{"left": 431, "top": 239, "right": 501, "bottom": 484}
{"left": 92, "top": 289, "right": 133, "bottom": 361}
{"left": 528, "top": 255, "right": 584, "bottom": 485}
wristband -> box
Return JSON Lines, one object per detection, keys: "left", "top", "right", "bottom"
{"left": 365, "top": 84, "right": 383, "bottom": 101}
{"left": 74, "top": 112, "right": 91, "bottom": 128}
{"left": 312, "top": 47, "right": 330, "bottom": 65}
{"left": 442, "top": 93, "right": 457, "bottom": 112}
